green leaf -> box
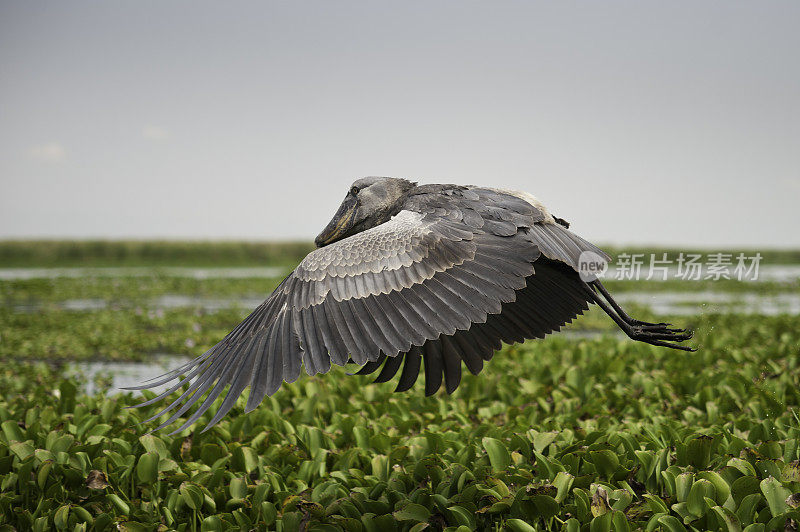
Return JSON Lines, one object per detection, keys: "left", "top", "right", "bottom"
{"left": 201, "top": 516, "right": 223, "bottom": 531}
{"left": 589, "top": 511, "right": 612, "bottom": 532}
{"left": 643, "top": 494, "right": 669, "bottom": 515}
{"left": 58, "top": 380, "right": 77, "bottom": 414}
{"left": 697, "top": 471, "right": 732, "bottom": 504}
{"left": 200, "top": 443, "right": 227, "bottom": 464}
{"left": 711, "top": 505, "right": 742, "bottom": 532}
{"left": 589, "top": 450, "right": 620, "bottom": 479}
{"left": 528, "top": 430, "right": 559, "bottom": 452}
{"left": 676, "top": 473, "right": 694, "bottom": 503}
{"left": 135, "top": 452, "right": 159, "bottom": 484}
{"left": 448, "top": 505, "right": 476, "bottom": 528}
{"left": 735, "top": 493, "right": 763, "bottom": 525}
{"left": 687, "top": 478, "right": 715, "bottom": 517}
{"left": 107, "top": 494, "right": 129, "bottom": 515}
{"left": 671, "top": 502, "right": 694, "bottom": 524}
{"left": 53, "top": 505, "right": 70, "bottom": 530}
{"left": 731, "top": 475, "right": 761, "bottom": 501}
{"left": 72, "top": 505, "right": 93, "bottom": 525}
{"left": 610, "top": 510, "right": 631, "bottom": 532}
{"left": 759, "top": 477, "right": 790, "bottom": 517}
{"left": 37, "top": 460, "right": 54, "bottom": 490}
{"left": 531, "top": 495, "right": 559, "bottom": 519}
{"left": 505, "top": 518, "right": 536, "bottom": 532}
{"left": 371, "top": 454, "right": 389, "bottom": 481}
{"left": 553, "top": 471, "right": 574, "bottom": 503}
{"left": 1, "top": 420, "right": 25, "bottom": 443}
{"left": 48, "top": 434, "right": 74, "bottom": 454}
{"left": 610, "top": 489, "right": 633, "bottom": 511}
{"left": 180, "top": 482, "right": 204, "bottom": 510}
{"left": 229, "top": 477, "right": 247, "bottom": 499}
{"left": 686, "top": 436, "right": 714, "bottom": 469}
{"left": 138, "top": 434, "right": 169, "bottom": 459}
{"left": 232, "top": 446, "right": 258, "bottom": 473}
{"left": 9, "top": 441, "right": 34, "bottom": 461}
{"left": 727, "top": 458, "right": 757, "bottom": 477}
{"left": 483, "top": 437, "right": 511, "bottom": 471}
{"left": 657, "top": 514, "right": 688, "bottom": 532}
{"left": 393, "top": 503, "right": 431, "bottom": 522}
{"left": 261, "top": 501, "right": 277, "bottom": 526}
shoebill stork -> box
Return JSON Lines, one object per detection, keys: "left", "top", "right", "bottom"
{"left": 131, "top": 177, "right": 694, "bottom": 432}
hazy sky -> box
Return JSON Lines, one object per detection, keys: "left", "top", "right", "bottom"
{"left": 1, "top": 2, "right": 798, "bottom": 247}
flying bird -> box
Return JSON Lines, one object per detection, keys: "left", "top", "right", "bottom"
{"left": 131, "top": 177, "right": 693, "bottom": 432}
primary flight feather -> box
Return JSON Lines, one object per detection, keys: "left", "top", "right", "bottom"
{"left": 130, "top": 177, "right": 693, "bottom": 432}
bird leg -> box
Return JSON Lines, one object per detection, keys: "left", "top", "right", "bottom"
{"left": 583, "top": 280, "right": 695, "bottom": 352}
{"left": 590, "top": 280, "right": 677, "bottom": 328}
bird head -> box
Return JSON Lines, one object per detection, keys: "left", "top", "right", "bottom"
{"left": 315, "top": 177, "right": 416, "bottom": 247}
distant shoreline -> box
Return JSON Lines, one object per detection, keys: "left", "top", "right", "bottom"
{"left": 0, "top": 239, "right": 798, "bottom": 268}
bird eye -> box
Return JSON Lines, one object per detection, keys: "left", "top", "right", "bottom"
{"left": 350, "top": 186, "right": 359, "bottom": 195}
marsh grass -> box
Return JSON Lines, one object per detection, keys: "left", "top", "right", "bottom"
{"left": 0, "top": 240, "right": 314, "bottom": 268}
{"left": 0, "top": 314, "right": 798, "bottom": 530}
{"left": 0, "top": 244, "right": 799, "bottom": 530}
{"left": 2, "top": 240, "right": 800, "bottom": 268}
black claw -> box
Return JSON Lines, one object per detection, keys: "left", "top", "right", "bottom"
{"left": 627, "top": 323, "right": 696, "bottom": 345}
{"left": 642, "top": 338, "right": 697, "bottom": 352}
{"left": 632, "top": 327, "right": 693, "bottom": 342}
{"left": 636, "top": 323, "right": 682, "bottom": 332}
{"left": 586, "top": 279, "right": 697, "bottom": 353}
{"left": 637, "top": 321, "right": 670, "bottom": 328}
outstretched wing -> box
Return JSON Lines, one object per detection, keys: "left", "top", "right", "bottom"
{"left": 353, "top": 255, "right": 599, "bottom": 396}
{"left": 132, "top": 187, "right": 607, "bottom": 433}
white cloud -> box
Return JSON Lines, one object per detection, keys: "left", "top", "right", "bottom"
{"left": 142, "top": 125, "right": 170, "bottom": 141}
{"left": 28, "top": 142, "right": 67, "bottom": 162}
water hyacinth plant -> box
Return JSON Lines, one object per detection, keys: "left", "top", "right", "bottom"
{"left": 1, "top": 244, "right": 799, "bottom": 530}
{"left": 0, "top": 312, "right": 798, "bottom": 530}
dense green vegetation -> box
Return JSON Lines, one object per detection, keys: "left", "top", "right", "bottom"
{"left": 1, "top": 314, "right": 799, "bottom": 531}
{"left": 1, "top": 243, "right": 798, "bottom": 531}
{"left": 2, "top": 240, "right": 800, "bottom": 268}
{"left": 0, "top": 241, "right": 313, "bottom": 268}
{"left": 0, "top": 276, "right": 286, "bottom": 304}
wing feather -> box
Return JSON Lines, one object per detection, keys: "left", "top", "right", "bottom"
{"left": 451, "top": 330, "right": 485, "bottom": 375}
{"left": 395, "top": 346, "right": 422, "bottom": 392}
{"left": 362, "top": 297, "right": 409, "bottom": 353}
{"left": 422, "top": 340, "right": 444, "bottom": 396}
{"left": 280, "top": 310, "right": 303, "bottom": 384}
{"left": 354, "top": 355, "right": 385, "bottom": 376}
{"left": 350, "top": 297, "right": 395, "bottom": 357}
{"left": 338, "top": 300, "right": 374, "bottom": 365}
{"left": 440, "top": 335, "right": 463, "bottom": 393}
{"left": 373, "top": 293, "right": 424, "bottom": 347}
{"left": 310, "top": 303, "right": 346, "bottom": 366}
{"left": 374, "top": 353, "right": 405, "bottom": 383}
{"left": 262, "top": 316, "right": 284, "bottom": 395}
